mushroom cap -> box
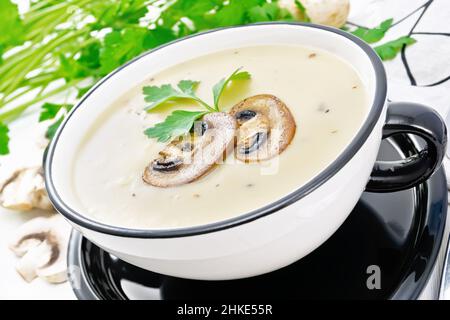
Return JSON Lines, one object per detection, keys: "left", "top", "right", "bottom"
{"left": 0, "top": 167, "right": 53, "bottom": 211}
{"left": 230, "top": 94, "right": 296, "bottom": 162}
{"left": 143, "top": 112, "right": 236, "bottom": 187}
{"left": 302, "top": 0, "right": 350, "bottom": 28}
{"left": 279, "top": 0, "right": 350, "bottom": 28}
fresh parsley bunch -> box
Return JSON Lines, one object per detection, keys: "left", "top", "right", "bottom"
{"left": 143, "top": 68, "right": 251, "bottom": 142}
{"left": 0, "top": 0, "right": 295, "bottom": 155}
{"left": 0, "top": 0, "right": 415, "bottom": 155}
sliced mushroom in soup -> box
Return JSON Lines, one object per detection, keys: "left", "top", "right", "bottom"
{"left": 230, "top": 94, "right": 296, "bottom": 162}
{"left": 143, "top": 113, "right": 236, "bottom": 187}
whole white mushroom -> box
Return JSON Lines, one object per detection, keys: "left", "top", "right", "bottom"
{"left": 279, "top": 0, "right": 350, "bottom": 28}
{"left": 0, "top": 167, "right": 53, "bottom": 211}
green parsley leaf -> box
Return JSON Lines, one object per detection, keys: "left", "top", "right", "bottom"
{"left": 39, "top": 103, "right": 73, "bottom": 122}
{"left": 352, "top": 18, "right": 393, "bottom": 44}
{"left": 143, "top": 80, "right": 207, "bottom": 111}
{"left": 177, "top": 80, "right": 200, "bottom": 95}
{"left": 295, "top": 0, "right": 311, "bottom": 22}
{"left": 375, "top": 36, "right": 416, "bottom": 61}
{"left": 77, "top": 85, "right": 94, "bottom": 99}
{"left": 0, "top": 0, "right": 25, "bottom": 50}
{"left": 87, "top": 0, "right": 149, "bottom": 30}
{"left": 144, "top": 110, "right": 208, "bottom": 142}
{"left": 205, "top": 0, "right": 270, "bottom": 28}
{"left": 58, "top": 55, "right": 90, "bottom": 81}
{"left": 143, "top": 84, "right": 180, "bottom": 109}
{"left": 39, "top": 103, "right": 73, "bottom": 140}
{"left": 248, "top": 6, "right": 268, "bottom": 22}
{"left": 160, "top": 0, "right": 218, "bottom": 31}
{"left": 212, "top": 68, "right": 251, "bottom": 110}
{"left": 142, "top": 68, "right": 252, "bottom": 142}
{"left": 248, "top": 2, "right": 292, "bottom": 22}
{"left": 77, "top": 41, "right": 101, "bottom": 70}
{"left": 0, "top": 122, "right": 9, "bottom": 155}
{"left": 0, "top": 44, "right": 4, "bottom": 64}
{"left": 45, "top": 116, "right": 64, "bottom": 140}
{"left": 99, "top": 27, "right": 148, "bottom": 76}
{"left": 143, "top": 28, "right": 176, "bottom": 49}
{"left": 213, "top": 1, "right": 247, "bottom": 27}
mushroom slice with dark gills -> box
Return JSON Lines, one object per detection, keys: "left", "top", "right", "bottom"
{"left": 143, "top": 112, "right": 236, "bottom": 187}
{"left": 230, "top": 94, "right": 296, "bottom": 162}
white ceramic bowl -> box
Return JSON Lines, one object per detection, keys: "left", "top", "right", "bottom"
{"left": 45, "top": 23, "right": 447, "bottom": 280}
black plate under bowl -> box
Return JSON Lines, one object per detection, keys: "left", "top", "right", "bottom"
{"left": 68, "top": 135, "right": 447, "bottom": 300}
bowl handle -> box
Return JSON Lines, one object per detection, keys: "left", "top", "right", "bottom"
{"left": 366, "top": 102, "right": 447, "bottom": 193}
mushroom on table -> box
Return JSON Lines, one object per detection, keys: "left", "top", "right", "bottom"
{"left": 9, "top": 215, "right": 71, "bottom": 283}
{"left": 0, "top": 167, "right": 53, "bottom": 211}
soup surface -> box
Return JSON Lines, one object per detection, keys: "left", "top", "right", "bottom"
{"left": 72, "top": 45, "right": 368, "bottom": 229}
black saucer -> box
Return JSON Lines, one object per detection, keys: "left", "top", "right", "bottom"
{"left": 68, "top": 135, "right": 447, "bottom": 300}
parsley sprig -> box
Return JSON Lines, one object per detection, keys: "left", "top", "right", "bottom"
{"left": 38, "top": 103, "right": 74, "bottom": 139}
{"left": 143, "top": 80, "right": 213, "bottom": 112}
{"left": 375, "top": 36, "right": 417, "bottom": 61}
{"left": 212, "top": 69, "right": 251, "bottom": 110}
{"left": 351, "top": 18, "right": 416, "bottom": 61}
{"left": 144, "top": 110, "right": 208, "bottom": 142}
{"left": 351, "top": 19, "right": 393, "bottom": 44}
{"left": 143, "top": 68, "right": 251, "bottom": 142}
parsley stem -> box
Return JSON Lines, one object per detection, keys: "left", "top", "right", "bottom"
{"left": 1, "top": 86, "right": 43, "bottom": 106}
{"left": 0, "top": 79, "right": 82, "bottom": 123}
{"left": 0, "top": 47, "right": 38, "bottom": 77}
{"left": 26, "top": 11, "right": 74, "bottom": 42}
{"left": 194, "top": 98, "right": 216, "bottom": 112}
{"left": 27, "top": 0, "right": 56, "bottom": 13}
{"left": 19, "top": 73, "right": 57, "bottom": 87}
{"left": 0, "top": 56, "right": 55, "bottom": 93}
{"left": 0, "top": 35, "right": 95, "bottom": 105}
{"left": 24, "top": 1, "right": 81, "bottom": 24}
{"left": 25, "top": 6, "right": 69, "bottom": 29}
{"left": 1, "top": 73, "right": 57, "bottom": 106}
{"left": 1, "top": 28, "right": 88, "bottom": 98}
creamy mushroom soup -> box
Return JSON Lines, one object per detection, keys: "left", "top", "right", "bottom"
{"left": 72, "top": 45, "right": 368, "bottom": 229}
